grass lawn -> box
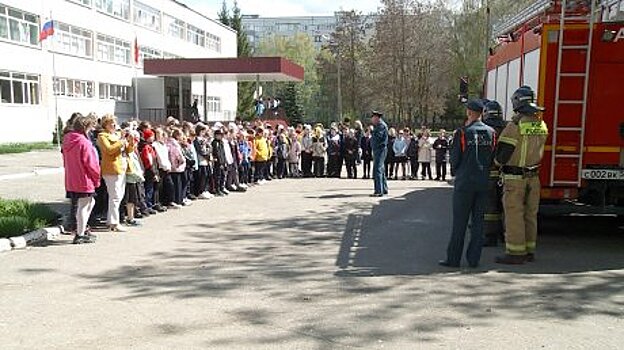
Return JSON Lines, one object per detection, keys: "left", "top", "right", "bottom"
{"left": 0, "top": 142, "right": 57, "bottom": 155}
{"left": 0, "top": 198, "right": 60, "bottom": 238}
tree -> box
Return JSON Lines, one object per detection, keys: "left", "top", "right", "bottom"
{"left": 257, "top": 33, "right": 318, "bottom": 123}
{"left": 282, "top": 83, "right": 304, "bottom": 125}
{"left": 218, "top": 1, "right": 255, "bottom": 120}
{"left": 217, "top": 0, "right": 230, "bottom": 27}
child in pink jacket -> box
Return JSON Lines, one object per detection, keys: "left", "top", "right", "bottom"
{"left": 62, "top": 114, "right": 100, "bottom": 244}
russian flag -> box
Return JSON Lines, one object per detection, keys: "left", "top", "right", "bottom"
{"left": 39, "top": 20, "right": 54, "bottom": 42}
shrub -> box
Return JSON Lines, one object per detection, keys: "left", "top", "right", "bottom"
{"left": 0, "top": 199, "right": 59, "bottom": 238}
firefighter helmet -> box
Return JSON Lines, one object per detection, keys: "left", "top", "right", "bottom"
{"left": 484, "top": 101, "right": 503, "bottom": 120}
{"left": 511, "top": 86, "right": 544, "bottom": 114}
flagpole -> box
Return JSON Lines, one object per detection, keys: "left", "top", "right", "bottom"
{"left": 134, "top": 35, "right": 140, "bottom": 121}
{"left": 49, "top": 12, "right": 60, "bottom": 150}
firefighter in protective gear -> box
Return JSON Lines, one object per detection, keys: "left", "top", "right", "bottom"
{"left": 439, "top": 99, "right": 496, "bottom": 268}
{"left": 495, "top": 86, "right": 548, "bottom": 264}
{"left": 482, "top": 101, "right": 507, "bottom": 247}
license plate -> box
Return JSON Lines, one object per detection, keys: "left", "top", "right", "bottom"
{"left": 581, "top": 169, "right": 624, "bottom": 180}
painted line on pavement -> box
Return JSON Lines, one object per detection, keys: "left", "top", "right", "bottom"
{"left": 0, "top": 167, "right": 64, "bottom": 181}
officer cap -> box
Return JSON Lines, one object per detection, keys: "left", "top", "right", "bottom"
{"left": 371, "top": 110, "right": 383, "bottom": 117}
{"left": 466, "top": 99, "right": 484, "bottom": 113}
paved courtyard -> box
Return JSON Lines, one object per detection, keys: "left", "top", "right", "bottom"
{"left": 0, "top": 151, "right": 623, "bottom": 349}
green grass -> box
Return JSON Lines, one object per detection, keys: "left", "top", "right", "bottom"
{"left": 0, "top": 142, "right": 56, "bottom": 155}
{"left": 0, "top": 199, "right": 60, "bottom": 238}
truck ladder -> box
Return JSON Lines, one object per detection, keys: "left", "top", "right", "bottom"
{"left": 549, "top": 0, "right": 598, "bottom": 187}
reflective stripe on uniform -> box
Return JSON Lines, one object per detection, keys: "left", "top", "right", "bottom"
{"left": 499, "top": 136, "right": 518, "bottom": 146}
{"left": 484, "top": 213, "right": 503, "bottom": 221}
{"left": 520, "top": 135, "right": 528, "bottom": 167}
{"left": 502, "top": 174, "right": 524, "bottom": 180}
{"left": 506, "top": 243, "right": 527, "bottom": 255}
{"left": 519, "top": 121, "right": 549, "bottom": 136}
{"left": 526, "top": 241, "right": 536, "bottom": 253}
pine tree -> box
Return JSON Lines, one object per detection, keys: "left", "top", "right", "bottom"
{"left": 217, "top": 1, "right": 230, "bottom": 27}
{"left": 282, "top": 83, "right": 304, "bottom": 125}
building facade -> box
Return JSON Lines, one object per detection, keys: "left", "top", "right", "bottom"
{"left": 242, "top": 13, "right": 377, "bottom": 51}
{"left": 0, "top": 0, "right": 237, "bottom": 143}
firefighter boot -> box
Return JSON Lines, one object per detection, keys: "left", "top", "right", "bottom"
{"left": 495, "top": 254, "right": 526, "bottom": 265}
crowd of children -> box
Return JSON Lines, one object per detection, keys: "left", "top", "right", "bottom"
{"left": 61, "top": 113, "right": 450, "bottom": 244}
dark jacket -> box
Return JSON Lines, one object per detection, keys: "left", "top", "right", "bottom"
{"left": 361, "top": 136, "right": 373, "bottom": 161}
{"left": 344, "top": 135, "right": 359, "bottom": 160}
{"left": 407, "top": 138, "right": 419, "bottom": 159}
{"left": 371, "top": 120, "right": 388, "bottom": 153}
{"left": 450, "top": 120, "right": 495, "bottom": 191}
{"left": 433, "top": 137, "right": 449, "bottom": 163}
{"left": 212, "top": 138, "right": 226, "bottom": 166}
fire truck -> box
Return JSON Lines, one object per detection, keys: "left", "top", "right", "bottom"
{"left": 485, "top": 0, "right": 624, "bottom": 216}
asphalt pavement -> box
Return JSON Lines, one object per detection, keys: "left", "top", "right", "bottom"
{"left": 0, "top": 151, "right": 623, "bottom": 349}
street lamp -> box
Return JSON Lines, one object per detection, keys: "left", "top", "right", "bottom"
{"left": 322, "top": 33, "right": 343, "bottom": 121}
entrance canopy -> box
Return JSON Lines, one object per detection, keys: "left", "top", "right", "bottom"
{"left": 143, "top": 57, "right": 304, "bottom": 82}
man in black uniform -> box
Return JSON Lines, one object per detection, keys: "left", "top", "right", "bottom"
{"left": 440, "top": 100, "right": 496, "bottom": 268}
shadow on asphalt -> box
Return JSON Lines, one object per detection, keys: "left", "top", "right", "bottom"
{"left": 336, "top": 188, "right": 624, "bottom": 276}
{"left": 74, "top": 185, "right": 624, "bottom": 347}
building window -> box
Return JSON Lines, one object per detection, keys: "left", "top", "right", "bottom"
{"left": 0, "top": 4, "right": 39, "bottom": 47}
{"left": 96, "top": 33, "right": 130, "bottom": 65}
{"left": 53, "top": 22, "right": 93, "bottom": 58}
{"left": 187, "top": 24, "right": 204, "bottom": 47}
{"left": 138, "top": 46, "right": 161, "bottom": 66}
{"left": 133, "top": 1, "right": 161, "bottom": 32}
{"left": 206, "top": 96, "right": 221, "bottom": 113}
{"left": 206, "top": 32, "right": 221, "bottom": 52}
{"left": 95, "top": 0, "right": 129, "bottom": 20}
{"left": 98, "top": 82, "right": 131, "bottom": 101}
{"left": 67, "top": 0, "right": 92, "bottom": 7}
{"left": 53, "top": 77, "right": 94, "bottom": 98}
{"left": 164, "top": 14, "right": 185, "bottom": 40}
{"left": 0, "top": 71, "right": 40, "bottom": 104}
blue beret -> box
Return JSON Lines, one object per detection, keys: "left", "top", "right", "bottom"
{"left": 466, "top": 99, "right": 484, "bottom": 112}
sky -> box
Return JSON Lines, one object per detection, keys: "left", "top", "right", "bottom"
{"left": 182, "top": 0, "right": 384, "bottom": 18}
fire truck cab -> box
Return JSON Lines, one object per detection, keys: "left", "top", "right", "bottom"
{"left": 486, "top": 0, "right": 624, "bottom": 216}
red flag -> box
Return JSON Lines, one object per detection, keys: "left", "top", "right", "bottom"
{"left": 134, "top": 37, "right": 139, "bottom": 65}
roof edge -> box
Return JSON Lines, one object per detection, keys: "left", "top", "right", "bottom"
{"left": 170, "top": 0, "right": 237, "bottom": 34}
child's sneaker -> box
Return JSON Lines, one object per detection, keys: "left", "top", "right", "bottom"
{"left": 125, "top": 219, "right": 142, "bottom": 227}
{"left": 167, "top": 203, "right": 182, "bottom": 210}
{"left": 182, "top": 199, "right": 193, "bottom": 206}
{"left": 73, "top": 235, "right": 96, "bottom": 244}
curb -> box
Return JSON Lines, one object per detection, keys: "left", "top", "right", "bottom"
{"left": 1, "top": 226, "right": 62, "bottom": 253}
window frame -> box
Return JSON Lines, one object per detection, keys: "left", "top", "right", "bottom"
{"left": 133, "top": 1, "right": 161, "bottom": 32}
{"left": 96, "top": 33, "right": 131, "bottom": 65}
{"left": 98, "top": 82, "right": 132, "bottom": 102}
{"left": 94, "top": 0, "right": 130, "bottom": 21}
{"left": 53, "top": 77, "right": 94, "bottom": 98}
{"left": 53, "top": 21, "right": 93, "bottom": 59}
{"left": 0, "top": 4, "right": 40, "bottom": 48}
{"left": 0, "top": 70, "right": 41, "bottom": 105}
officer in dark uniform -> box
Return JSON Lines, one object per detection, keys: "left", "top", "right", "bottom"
{"left": 440, "top": 100, "right": 496, "bottom": 268}
{"left": 482, "top": 101, "right": 508, "bottom": 247}
{"left": 370, "top": 111, "right": 389, "bottom": 197}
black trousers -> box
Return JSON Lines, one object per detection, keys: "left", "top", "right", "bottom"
{"left": 345, "top": 157, "right": 357, "bottom": 179}
{"left": 313, "top": 157, "right": 325, "bottom": 177}
{"left": 170, "top": 172, "right": 185, "bottom": 204}
{"left": 158, "top": 170, "right": 174, "bottom": 206}
{"left": 301, "top": 152, "right": 313, "bottom": 177}
{"left": 409, "top": 158, "right": 419, "bottom": 178}
{"left": 254, "top": 161, "right": 267, "bottom": 181}
{"left": 362, "top": 158, "right": 371, "bottom": 178}
{"left": 213, "top": 164, "right": 225, "bottom": 191}
{"left": 421, "top": 162, "right": 433, "bottom": 179}
{"left": 193, "top": 165, "right": 210, "bottom": 196}
{"left": 436, "top": 162, "right": 447, "bottom": 180}
{"left": 328, "top": 155, "right": 342, "bottom": 178}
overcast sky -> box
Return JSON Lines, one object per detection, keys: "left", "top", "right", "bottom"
{"left": 183, "top": 0, "right": 383, "bottom": 18}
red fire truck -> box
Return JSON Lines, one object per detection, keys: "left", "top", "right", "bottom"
{"left": 485, "top": 0, "right": 624, "bottom": 216}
